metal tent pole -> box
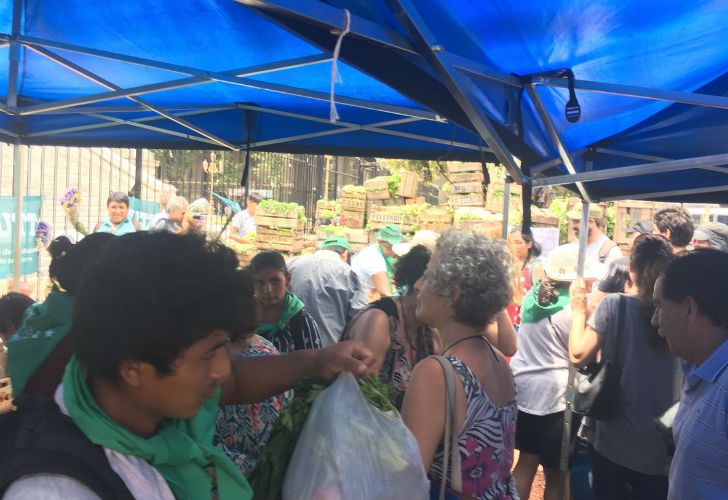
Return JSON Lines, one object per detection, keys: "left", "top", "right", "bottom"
{"left": 558, "top": 200, "right": 590, "bottom": 499}
{"left": 8, "top": 0, "right": 22, "bottom": 291}
{"left": 501, "top": 175, "right": 511, "bottom": 239}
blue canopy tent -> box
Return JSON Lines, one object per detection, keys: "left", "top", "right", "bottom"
{"left": 242, "top": 0, "right": 728, "bottom": 205}
{"left": 0, "top": 0, "right": 487, "bottom": 160}
{"left": 0, "top": 0, "right": 499, "bottom": 285}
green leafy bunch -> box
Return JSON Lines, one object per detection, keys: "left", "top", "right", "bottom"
{"left": 248, "top": 376, "right": 395, "bottom": 500}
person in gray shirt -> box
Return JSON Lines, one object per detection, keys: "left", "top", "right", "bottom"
{"left": 570, "top": 234, "right": 682, "bottom": 500}
{"left": 287, "top": 237, "right": 368, "bottom": 347}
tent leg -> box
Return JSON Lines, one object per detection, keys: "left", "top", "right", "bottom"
{"left": 11, "top": 140, "right": 23, "bottom": 291}
{"left": 501, "top": 175, "right": 511, "bottom": 239}
{"left": 558, "top": 200, "right": 590, "bottom": 498}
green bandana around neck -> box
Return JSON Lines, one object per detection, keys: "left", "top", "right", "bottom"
{"left": 520, "top": 280, "right": 570, "bottom": 325}
{"left": 7, "top": 290, "right": 74, "bottom": 395}
{"left": 256, "top": 291, "right": 304, "bottom": 339}
{"left": 62, "top": 356, "right": 252, "bottom": 500}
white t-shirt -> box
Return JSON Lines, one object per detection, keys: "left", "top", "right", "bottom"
{"left": 2, "top": 386, "right": 176, "bottom": 500}
{"left": 351, "top": 243, "right": 387, "bottom": 292}
{"left": 231, "top": 210, "right": 256, "bottom": 237}
{"left": 510, "top": 307, "right": 583, "bottom": 415}
{"left": 586, "top": 235, "right": 623, "bottom": 275}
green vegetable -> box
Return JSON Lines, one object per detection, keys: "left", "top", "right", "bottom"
{"left": 342, "top": 184, "right": 366, "bottom": 195}
{"left": 248, "top": 375, "right": 396, "bottom": 499}
{"left": 259, "top": 199, "right": 303, "bottom": 216}
{"left": 387, "top": 174, "right": 400, "bottom": 197}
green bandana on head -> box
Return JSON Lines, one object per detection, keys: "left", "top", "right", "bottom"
{"left": 256, "top": 291, "right": 304, "bottom": 339}
{"left": 520, "top": 280, "right": 570, "bottom": 325}
{"left": 62, "top": 356, "right": 252, "bottom": 500}
{"left": 7, "top": 290, "right": 74, "bottom": 395}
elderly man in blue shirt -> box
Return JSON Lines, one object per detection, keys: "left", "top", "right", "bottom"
{"left": 287, "top": 237, "right": 368, "bottom": 347}
{"left": 652, "top": 249, "right": 728, "bottom": 500}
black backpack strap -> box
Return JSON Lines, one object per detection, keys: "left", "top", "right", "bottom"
{"left": 0, "top": 396, "right": 135, "bottom": 500}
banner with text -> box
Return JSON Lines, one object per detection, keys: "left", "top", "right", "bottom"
{"left": 0, "top": 196, "right": 43, "bottom": 279}
{"left": 129, "top": 197, "right": 161, "bottom": 230}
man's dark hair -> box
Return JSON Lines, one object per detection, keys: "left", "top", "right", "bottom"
{"left": 48, "top": 233, "right": 115, "bottom": 295}
{"left": 653, "top": 207, "right": 694, "bottom": 248}
{"left": 250, "top": 251, "right": 288, "bottom": 275}
{"left": 247, "top": 192, "right": 263, "bottom": 204}
{"left": 106, "top": 192, "right": 129, "bottom": 207}
{"left": 0, "top": 292, "right": 34, "bottom": 340}
{"left": 394, "top": 245, "right": 430, "bottom": 291}
{"left": 662, "top": 249, "right": 728, "bottom": 329}
{"left": 73, "top": 232, "right": 257, "bottom": 382}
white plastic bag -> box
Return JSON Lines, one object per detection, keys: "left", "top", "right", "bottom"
{"left": 282, "top": 372, "right": 430, "bottom": 500}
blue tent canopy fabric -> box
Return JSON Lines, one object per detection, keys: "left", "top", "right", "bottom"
{"left": 245, "top": 0, "right": 728, "bottom": 203}
{"left": 0, "top": 0, "right": 485, "bottom": 161}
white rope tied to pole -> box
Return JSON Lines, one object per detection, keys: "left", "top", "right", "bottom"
{"left": 330, "top": 9, "right": 351, "bottom": 123}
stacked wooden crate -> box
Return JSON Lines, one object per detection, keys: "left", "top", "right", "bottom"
{"left": 612, "top": 200, "right": 679, "bottom": 247}
{"left": 368, "top": 205, "right": 418, "bottom": 233}
{"left": 485, "top": 179, "right": 522, "bottom": 213}
{"left": 315, "top": 199, "right": 339, "bottom": 220}
{"left": 255, "top": 204, "right": 304, "bottom": 253}
{"left": 316, "top": 226, "right": 371, "bottom": 253}
{"left": 339, "top": 185, "right": 367, "bottom": 229}
{"left": 418, "top": 207, "right": 453, "bottom": 233}
{"left": 394, "top": 171, "right": 419, "bottom": 198}
{"left": 530, "top": 206, "right": 560, "bottom": 228}
{"left": 447, "top": 164, "right": 485, "bottom": 207}
{"left": 453, "top": 207, "right": 503, "bottom": 239}
{"left": 364, "top": 176, "right": 391, "bottom": 201}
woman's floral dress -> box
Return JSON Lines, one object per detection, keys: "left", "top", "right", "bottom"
{"left": 214, "top": 336, "right": 292, "bottom": 475}
{"left": 429, "top": 356, "right": 519, "bottom": 499}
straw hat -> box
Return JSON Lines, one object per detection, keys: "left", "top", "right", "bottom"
{"left": 544, "top": 244, "right": 605, "bottom": 282}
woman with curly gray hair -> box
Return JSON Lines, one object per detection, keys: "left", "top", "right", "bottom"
{"left": 402, "top": 230, "right": 518, "bottom": 499}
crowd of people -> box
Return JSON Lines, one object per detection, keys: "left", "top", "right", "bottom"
{"left": 0, "top": 198, "right": 727, "bottom": 500}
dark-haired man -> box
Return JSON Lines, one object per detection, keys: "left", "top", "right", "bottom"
{"left": 653, "top": 207, "right": 694, "bottom": 254}
{"left": 230, "top": 193, "right": 263, "bottom": 242}
{"left": 652, "top": 249, "right": 728, "bottom": 500}
{"left": 1, "top": 232, "right": 372, "bottom": 499}
{"left": 288, "top": 237, "right": 368, "bottom": 346}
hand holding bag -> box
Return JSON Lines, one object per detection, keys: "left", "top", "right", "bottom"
{"left": 573, "top": 294, "right": 626, "bottom": 420}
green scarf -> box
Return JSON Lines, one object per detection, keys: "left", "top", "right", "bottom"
{"left": 62, "top": 357, "right": 252, "bottom": 500}
{"left": 7, "top": 290, "right": 74, "bottom": 395}
{"left": 257, "top": 291, "right": 305, "bottom": 339}
{"left": 520, "top": 280, "right": 570, "bottom": 325}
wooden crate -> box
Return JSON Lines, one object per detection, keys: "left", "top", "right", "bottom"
{"left": 340, "top": 197, "right": 367, "bottom": 210}
{"left": 341, "top": 210, "right": 365, "bottom": 229}
{"left": 236, "top": 251, "right": 256, "bottom": 267}
{"left": 364, "top": 177, "right": 391, "bottom": 200}
{"left": 256, "top": 214, "right": 300, "bottom": 229}
{"left": 531, "top": 213, "right": 560, "bottom": 228}
{"left": 257, "top": 205, "right": 299, "bottom": 219}
{"left": 612, "top": 200, "right": 680, "bottom": 245}
{"left": 455, "top": 219, "right": 501, "bottom": 238}
{"left": 396, "top": 171, "right": 419, "bottom": 198}
{"left": 448, "top": 171, "right": 484, "bottom": 183}
{"left": 446, "top": 163, "right": 481, "bottom": 174}
{"left": 419, "top": 208, "right": 453, "bottom": 224}
{"left": 451, "top": 182, "right": 484, "bottom": 195}
{"left": 340, "top": 188, "right": 367, "bottom": 200}
{"left": 316, "top": 199, "right": 337, "bottom": 211}
{"left": 449, "top": 193, "right": 485, "bottom": 207}
{"left": 420, "top": 222, "right": 452, "bottom": 233}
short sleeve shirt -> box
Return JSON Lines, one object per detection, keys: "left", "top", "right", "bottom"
{"left": 585, "top": 294, "right": 682, "bottom": 475}
{"left": 232, "top": 211, "right": 255, "bottom": 237}
{"left": 351, "top": 243, "right": 387, "bottom": 291}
